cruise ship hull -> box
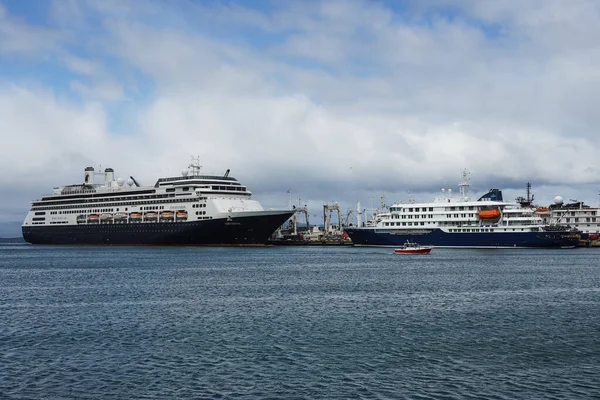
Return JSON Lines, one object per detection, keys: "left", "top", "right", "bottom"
{"left": 22, "top": 211, "right": 293, "bottom": 246}
{"left": 345, "top": 228, "right": 580, "bottom": 248}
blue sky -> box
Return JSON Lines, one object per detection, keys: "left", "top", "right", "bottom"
{"left": 1, "top": 0, "right": 600, "bottom": 236}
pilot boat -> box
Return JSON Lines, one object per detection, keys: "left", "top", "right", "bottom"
{"left": 394, "top": 241, "right": 433, "bottom": 254}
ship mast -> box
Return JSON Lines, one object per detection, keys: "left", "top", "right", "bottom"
{"left": 516, "top": 182, "right": 535, "bottom": 207}
{"left": 188, "top": 156, "right": 203, "bottom": 177}
{"left": 458, "top": 169, "right": 471, "bottom": 200}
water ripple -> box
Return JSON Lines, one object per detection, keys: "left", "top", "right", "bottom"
{"left": 1, "top": 246, "right": 599, "bottom": 399}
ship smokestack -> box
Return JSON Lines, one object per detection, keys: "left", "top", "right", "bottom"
{"left": 105, "top": 167, "right": 115, "bottom": 183}
{"left": 84, "top": 166, "right": 94, "bottom": 185}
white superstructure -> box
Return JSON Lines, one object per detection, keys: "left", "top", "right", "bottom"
{"left": 535, "top": 196, "right": 600, "bottom": 234}
{"left": 23, "top": 161, "right": 269, "bottom": 229}
{"left": 360, "top": 171, "right": 547, "bottom": 235}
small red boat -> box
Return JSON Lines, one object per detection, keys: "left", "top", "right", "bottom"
{"left": 394, "top": 241, "right": 433, "bottom": 254}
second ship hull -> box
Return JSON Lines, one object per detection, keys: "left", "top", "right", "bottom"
{"left": 345, "top": 228, "right": 580, "bottom": 248}
{"left": 22, "top": 211, "right": 293, "bottom": 246}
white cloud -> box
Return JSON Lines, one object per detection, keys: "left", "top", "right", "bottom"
{"left": 70, "top": 80, "right": 125, "bottom": 102}
{"left": 64, "top": 55, "right": 99, "bottom": 76}
{"left": 0, "top": 5, "right": 64, "bottom": 56}
{"left": 1, "top": 0, "right": 599, "bottom": 234}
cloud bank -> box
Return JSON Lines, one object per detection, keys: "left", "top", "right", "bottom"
{"left": 1, "top": 0, "right": 599, "bottom": 235}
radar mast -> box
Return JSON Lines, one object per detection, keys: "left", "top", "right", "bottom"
{"left": 458, "top": 169, "right": 471, "bottom": 200}
{"left": 188, "top": 156, "right": 203, "bottom": 177}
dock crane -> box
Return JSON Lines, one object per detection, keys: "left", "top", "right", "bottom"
{"left": 291, "top": 205, "right": 310, "bottom": 235}
{"left": 323, "top": 202, "right": 343, "bottom": 234}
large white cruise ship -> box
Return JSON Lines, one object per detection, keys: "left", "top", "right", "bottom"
{"left": 345, "top": 171, "right": 580, "bottom": 248}
{"left": 22, "top": 161, "right": 294, "bottom": 245}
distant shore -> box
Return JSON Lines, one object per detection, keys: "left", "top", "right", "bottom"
{"left": 0, "top": 237, "right": 26, "bottom": 243}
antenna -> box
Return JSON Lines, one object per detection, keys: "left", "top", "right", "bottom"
{"left": 188, "top": 156, "right": 202, "bottom": 176}
{"left": 458, "top": 169, "right": 471, "bottom": 200}
{"left": 525, "top": 182, "right": 534, "bottom": 203}
{"left": 518, "top": 182, "right": 535, "bottom": 207}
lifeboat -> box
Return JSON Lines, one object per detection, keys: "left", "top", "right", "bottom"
{"left": 478, "top": 209, "right": 501, "bottom": 219}
{"left": 145, "top": 211, "right": 158, "bottom": 218}
{"left": 176, "top": 210, "right": 188, "bottom": 218}
{"left": 535, "top": 207, "right": 550, "bottom": 213}
{"left": 161, "top": 211, "right": 175, "bottom": 218}
{"left": 129, "top": 212, "right": 142, "bottom": 219}
{"left": 100, "top": 213, "right": 113, "bottom": 220}
{"left": 88, "top": 214, "right": 99, "bottom": 220}
{"left": 114, "top": 213, "right": 127, "bottom": 219}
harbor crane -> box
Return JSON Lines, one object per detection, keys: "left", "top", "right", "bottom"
{"left": 323, "top": 202, "right": 343, "bottom": 234}
{"left": 290, "top": 205, "right": 310, "bottom": 235}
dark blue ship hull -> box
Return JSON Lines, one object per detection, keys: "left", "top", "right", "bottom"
{"left": 345, "top": 228, "right": 580, "bottom": 248}
{"left": 22, "top": 212, "right": 293, "bottom": 246}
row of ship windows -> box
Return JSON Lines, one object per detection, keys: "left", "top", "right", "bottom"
{"left": 41, "top": 204, "right": 202, "bottom": 215}
{"left": 384, "top": 221, "right": 532, "bottom": 227}
{"left": 35, "top": 193, "right": 176, "bottom": 207}
{"left": 390, "top": 207, "right": 435, "bottom": 212}
{"left": 212, "top": 186, "right": 245, "bottom": 192}
{"left": 195, "top": 211, "right": 207, "bottom": 215}
{"left": 389, "top": 206, "right": 477, "bottom": 212}
{"left": 33, "top": 204, "right": 199, "bottom": 216}
{"left": 447, "top": 228, "right": 534, "bottom": 232}
{"left": 31, "top": 198, "right": 203, "bottom": 211}
{"left": 192, "top": 204, "right": 207, "bottom": 208}
{"left": 560, "top": 211, "right": 598, "bottom": 216}
{"left": 166, "top": 186, "right": 246, "bottom": 192}
{"left": 564, "top": 218, "right": 597, "bottom": 223}
{"left": 385, "top": 226, "right": 537, "bottom": 232}
{"left": 50, "top": 209, "right": 115, "bottom": 215}
{"left": 74, "top": 217, "right": 216, "bottom": 228}
{"left": 385, "top": 222, "right": 430, "bottom": 226}
{"left": 389, "top": 214, "right": 477, "bottom": 220}
{"left": 167, "top": 186, "right": 246, "bottom": 193}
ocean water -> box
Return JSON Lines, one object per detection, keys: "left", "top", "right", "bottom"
{"left": 1, "top": 244, "right": 599, "bottom": 399}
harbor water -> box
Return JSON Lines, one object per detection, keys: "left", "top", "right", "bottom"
{"left": 1, "top": 244, "right": 599, "bottom": 399}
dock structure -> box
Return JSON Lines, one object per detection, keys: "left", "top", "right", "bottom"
{"left": 270, "top": 202, "right": 352, "bottom": 245}
{"left": 323, "top": 202, "right": 343, "bottom": 237}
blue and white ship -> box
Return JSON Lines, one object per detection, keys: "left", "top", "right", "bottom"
{"left": 345, "top": 171, "right": 580, "bottom": 248}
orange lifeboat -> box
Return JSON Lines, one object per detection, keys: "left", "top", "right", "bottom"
{"left": 478, "top": 209, "right": 500, "bottom": 219}
{"left": 535, "top": 207, "right": 550, "bottom": 213}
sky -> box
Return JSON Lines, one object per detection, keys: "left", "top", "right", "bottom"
{"left": 1, "top": 0, "right": 599, "bottom": 236}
